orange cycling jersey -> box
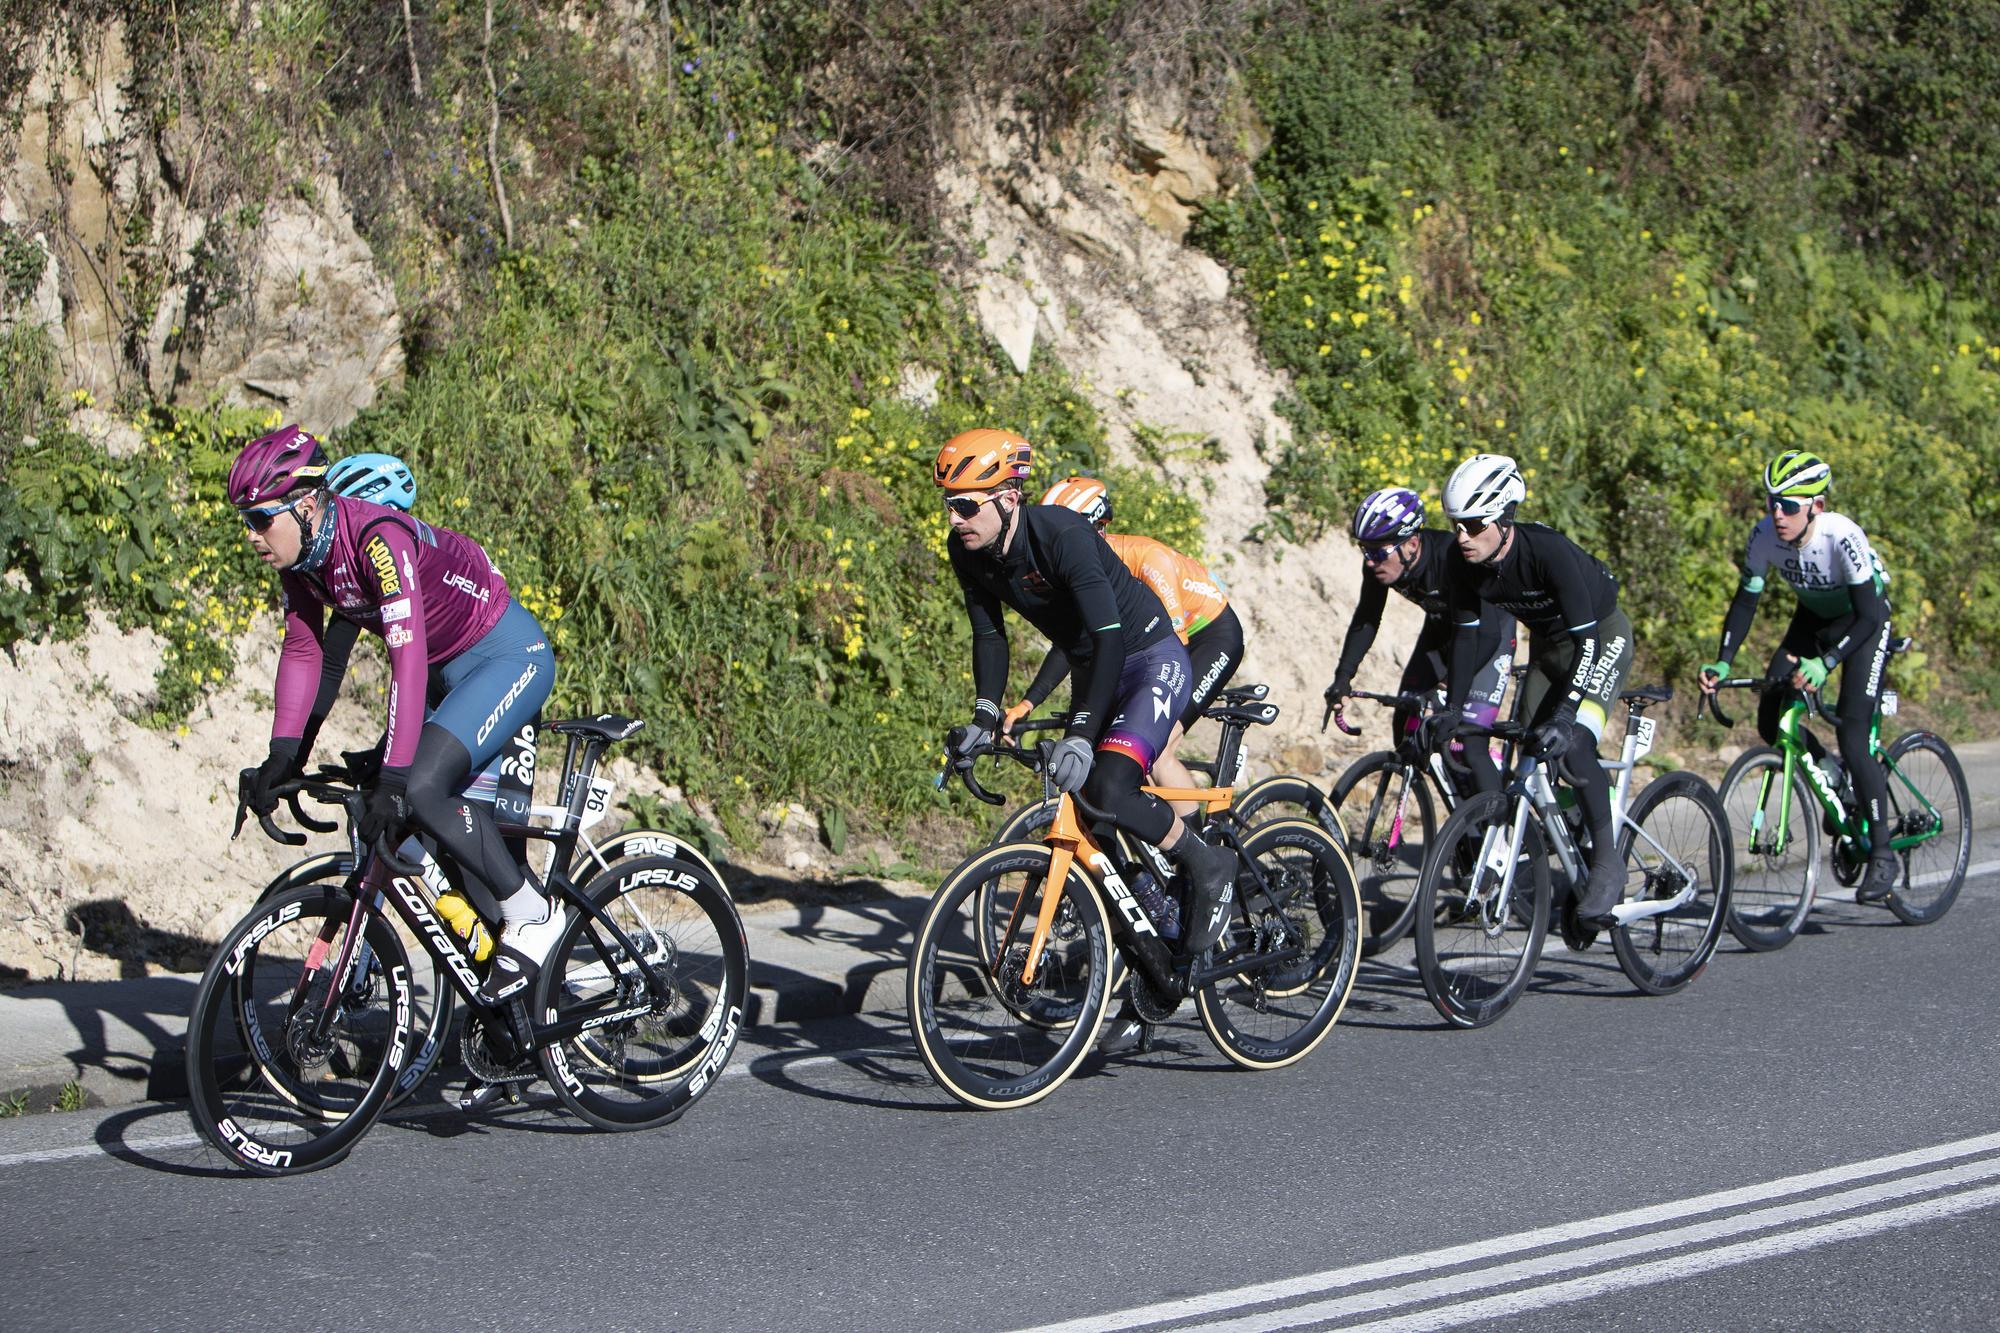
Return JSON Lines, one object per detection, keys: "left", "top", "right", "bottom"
{"left": 1103, "top": 533, "right": 1228, "bottom": 641}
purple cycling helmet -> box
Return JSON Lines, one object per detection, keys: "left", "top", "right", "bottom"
{"left": 1351, "top": 487, "right": 1425, "bottom": 544}
{"left": 228, "top": 425, "right": 330, "bottom": 508}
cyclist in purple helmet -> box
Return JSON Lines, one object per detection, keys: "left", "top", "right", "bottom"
{"left": 231, "top": 424, "right": 563, "bottom": 1018}
{"left": 1325, "top": 486, "right": 1515, "bottom": 793}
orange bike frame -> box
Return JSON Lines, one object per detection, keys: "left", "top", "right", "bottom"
{"left": 1014, "top": 785, "right": 1235, "bottom": 985}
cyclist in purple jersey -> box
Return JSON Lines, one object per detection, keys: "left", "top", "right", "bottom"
{"left": 232, "top": 425, "right": 560, "bottom": 1010}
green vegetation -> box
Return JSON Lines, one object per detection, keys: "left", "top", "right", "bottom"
{"left": 5, "top": 0, "right": 1999, "bottom": 846}
{"left": 1194, "top": 2, "right": 2000, "bottom": 697}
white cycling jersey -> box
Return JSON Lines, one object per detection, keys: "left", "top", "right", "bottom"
{"left": 1739, "top": 511, "right": 1888, "bottom": 618}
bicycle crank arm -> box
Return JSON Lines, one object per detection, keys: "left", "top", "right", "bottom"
{"left": 1608, "top": 877, "right": 1698, "bottom": 925}
{"left": 1186, "top": 943, "right": 1305, "bottom": 991}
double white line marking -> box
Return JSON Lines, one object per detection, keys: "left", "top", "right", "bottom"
{"left": 1021, "top": 1131, "right": 2000, "bottom": 1332}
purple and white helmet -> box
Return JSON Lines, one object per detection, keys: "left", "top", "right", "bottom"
{"left": 228, "top": 424, "right": 330, "bottom": 508}
{"left": 1351, "top": 487, "right": 1425, "bottom": 544}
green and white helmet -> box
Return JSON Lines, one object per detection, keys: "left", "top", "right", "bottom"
{"left": 1764, "top": 449, "right": 1830, "bottom": 498}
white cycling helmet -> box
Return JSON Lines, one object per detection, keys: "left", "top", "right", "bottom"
{"left": 1442, "top": 453, "right": 1525, "bottom": 522}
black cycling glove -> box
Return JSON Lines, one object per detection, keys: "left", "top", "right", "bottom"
{"left": 360, "top": 766, "right": 413, "bottom": 849}
{"left": 246, "top": 739, "right": 303, "bottom": 817}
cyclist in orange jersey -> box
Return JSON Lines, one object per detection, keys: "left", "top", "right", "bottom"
{"left": 1006, "top": 477, "right": 1245, "bottom": 825}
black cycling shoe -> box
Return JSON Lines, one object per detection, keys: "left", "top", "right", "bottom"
{"left": 1178, "top": 844, "right": 1239, "bottom": 953}
{"left": 1856, "top": 848, "right": 1901, "bottom": 904}
{"left": 1558, "top": 895, "right": 1598, "bottom": 952}
{"left": 1573, "top": 848, "right": 1627, "bottom": 927}
{"left": 457, "top": 1079, "right": 521, "bottom": 1113}
{"left": 1098, "top": 1003, "right": 1155, "bottom": 1057}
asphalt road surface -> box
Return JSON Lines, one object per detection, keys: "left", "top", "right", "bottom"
{"left": 4, "top": 747, "right": 1997, "bottom": 1331}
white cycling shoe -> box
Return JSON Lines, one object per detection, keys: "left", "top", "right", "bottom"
{"left": 474, "top": 905, "right": 566, "bottom": 1006}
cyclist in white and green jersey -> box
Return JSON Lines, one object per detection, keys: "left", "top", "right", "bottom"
{"left": 1698, "top": 449, "right": 1899, "bottom": 902}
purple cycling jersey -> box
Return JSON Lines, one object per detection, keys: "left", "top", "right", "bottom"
{"left": 273, "top": 497, "right": 510, "bottom": 767}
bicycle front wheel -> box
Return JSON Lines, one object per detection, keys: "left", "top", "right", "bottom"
{"left": 908, "top": 842, "right": 1113, "bottom": 1109}
{"left": 186, "top": 884, "right": 413, "bottom": 1175}
{"left": 1195, "top": 819, "right": 1362, "bottom": 1069}
{"left": 256, "top": 853, "right": 453, "bottom": 1108}
{"left": 1883, "top": 732, "right": 1972, "bottom": 925}
{"left": 1330, "top": 750, "right": 1436, "bottom": 956}
{"left": 1717, "top": 746, "right": 1818, "bottom": 951}
{"left": 1610, "top": 771, "right": 1733, "bottom": 995}
{"left": 990, "top": 797, "right": 1059, "bottom": 845}
{"left": 1414, "top": 792, "right": 1551, "bottom": 1029}
{"left": 536, "top": 855, "right": 748, "bottom": 1132}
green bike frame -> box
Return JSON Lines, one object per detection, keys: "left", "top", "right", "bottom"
{"left": 1747, "top": 700, "right": 1943, "bottom": 857}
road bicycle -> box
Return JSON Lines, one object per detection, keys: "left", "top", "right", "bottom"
{"left": 1411, "top": 685, "right": 1733, "bottom": 1028}
{"left": 1324, "top": 681, "right": 1524, "bottom": 956}
{"left": 987, "top": 685, "right": 1350, "bottom": 849}
{"left": 909, "top": 734, "right": 1363, "bottom": 1109}
{"left": 1703, "top": 641, "right": 1970, "bottom": 948}
{"left": 186, "top": 714, "right": 747, "bottom": 1175}
{"left": 248, "top": 742, "right": 731, "bottom": 1108}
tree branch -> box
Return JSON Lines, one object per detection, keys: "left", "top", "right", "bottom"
{"left": 481, "top": 0, "right": 512, "bottom": 248}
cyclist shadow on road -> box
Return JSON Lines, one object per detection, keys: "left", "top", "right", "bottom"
{"left": 742, "top": 1012, "right": 953, "bottom": 1112}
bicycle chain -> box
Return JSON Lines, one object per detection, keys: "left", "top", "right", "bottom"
{"left": 461, "top": 1017, "right": 537, "bottom": 1084}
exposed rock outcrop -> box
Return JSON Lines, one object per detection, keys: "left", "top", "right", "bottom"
{"left": 938, "top": 92, "right": 1425, "bottom": 778}
{"left": 1, "top": 20, "right": 403, "bottom": 431}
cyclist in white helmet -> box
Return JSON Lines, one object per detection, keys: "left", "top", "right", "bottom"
{"left": 1433, "top": 454, "right": 1632, "bottom": 928}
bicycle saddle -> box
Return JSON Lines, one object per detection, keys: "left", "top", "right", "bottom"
{"left": 1204, "top": 701, "right": 1280, "bottom": 727}
{"left": 1619, "top": 684, "right": 1672, "bottom": 707}
{"left": 1888, "top": 636, "right": 1914, "bottom": 655}
{"left": 1216, "top": 683, "right": 1270, "bottom": 705}
{"left": 547, "top": 713, "right": 647, "bottom": 742}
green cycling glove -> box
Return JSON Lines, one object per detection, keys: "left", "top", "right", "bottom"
{"left": 1795, "top": 655, "right": 1832, "bottom": 690}
{"left": 1699, "top": 660, "right": 1730, "bottom": 684}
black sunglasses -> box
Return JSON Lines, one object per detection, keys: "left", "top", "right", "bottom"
{"left": 239, "top": 497, "right": 303, "bottom": 533}
{"left": 944, "top": 493, "right": 998, "bottom": 520}
{"left": 1452, "top": 517, "right": 1493, "bottom": 538}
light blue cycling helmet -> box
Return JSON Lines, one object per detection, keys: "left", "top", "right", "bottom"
{"left": 326, "top": 452, "right": 416, "bottom": 511}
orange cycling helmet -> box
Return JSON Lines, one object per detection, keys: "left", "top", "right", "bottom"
{"left": 1041, "top": 475, "right": 1111, "bottom": 528}
{"left": 934, "top": 429, "right": 1032, "bottom": 492}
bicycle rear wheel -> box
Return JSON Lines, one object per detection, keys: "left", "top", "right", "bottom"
{"left": 1717, "top": 747, "right": 1818, "bottom": 951}
{"left": 186, "top": 884, "right": 413, "bottom": 1175}
{"left": 1610, "top": 771, "right": 1733, "bottom": 995}
{"left": 1330, "top": 750, "right": 1436, "bottom": 956}
{"left": 1414, "top": 792, "right": 1551, "bottom": 1029}
{"left": 536, "top": 855, "right": 747, "bottom": 1131}
{"left": 909, "top": 842, "right": 1113, "bottom": 1109}
{"left": 1232, "top": 775, "right": 1350, "bottom": 846}
{"left": 1883, "top": 732, "right": 1972, "bottom": 925}
{"left": 1195, "top": 819, "right": 1362, "bottom": 1069}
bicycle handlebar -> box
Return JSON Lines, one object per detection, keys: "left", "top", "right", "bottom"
{"left": 1327, "top": 688, "right": 1442, "bottom": 738}
{"left": 1700, "top": 671, "right": 1840, "bottom": 731}
{"left": 232, "top": 770, "right": 424, "bottom": 875}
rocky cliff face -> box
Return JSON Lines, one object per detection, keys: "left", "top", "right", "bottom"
{"left": 1, "top": 21, "right": 402, "bottom": 435}
{"left": 936, "top": 92, "right": 1425, "bottom": 778}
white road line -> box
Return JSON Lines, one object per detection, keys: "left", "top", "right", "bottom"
{"left": 1180, "top": 1156, "right": 2000, "bottom": 1332}
{"left": 1908, "top": 857, "right": 2000, "bottom": 891}
{"left": 0, "top": 1130, "right": 206, "bottom": 1168}
{"left": 1341, "top": 1181, "right": 2000, "bottom": 1333}
{"left": 1016, "top": 1130, "right": 2000, "bottom": 1333}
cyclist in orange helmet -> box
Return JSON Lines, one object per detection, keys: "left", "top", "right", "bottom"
{"left": 933, "top": 431, "right": 1240, "bottom": 958}
{"left": 1012, "top": 476, "right": 1243, "bottom": 824}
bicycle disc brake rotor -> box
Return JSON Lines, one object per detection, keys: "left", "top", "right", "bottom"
{"left": 994, "top": 943, "right": 1039, "bottom": 1010}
